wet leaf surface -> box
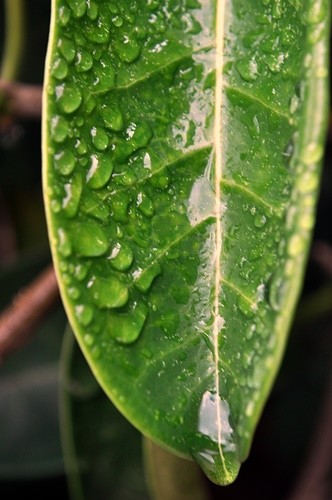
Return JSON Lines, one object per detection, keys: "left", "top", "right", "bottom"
{"left": 43, "top": 0, "right": 330, "bottom": 484}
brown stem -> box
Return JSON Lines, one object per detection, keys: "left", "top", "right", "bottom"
{"left": 0, "top": 265, "right": 60, "bottom": 360}
{"left": 311, "top": 241, "right": 332, "bottom": 279}
{"left": 0, "top": 80, "right": 42, "bottom": 119}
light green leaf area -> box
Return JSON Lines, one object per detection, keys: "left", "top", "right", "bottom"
{"left": 43, "top": 0, "right": 330, "bottom": 485}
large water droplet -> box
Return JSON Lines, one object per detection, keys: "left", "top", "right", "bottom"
{"left": 91, "top": 127, "right": 109, "bottom": 151}
{"left": 108, "top": 241, "right": 134, "bottom": 271}
{"left": 86, "top": 154, "right": 114, "bottom": 189}
{"left": 50, "top": 115, "right": 69, "bottom": 143}
{"left": 198, "top": 391, "right": 235, "bottom": 451}
{"left": 67, "top": 0, "right": 87, "bottom": 17}
{"left": 62, "top": 173, "right": 82, "bottom": 218}
{"left": 85, "top": 14, "right": 110, "bottom": 43}
{"left": 236, "top": 57, "right": 258, "bottom": 82}
{"left": 88, "top": 275, "right": 129, "bottom": 308}
{"left": 113, "top": 33, "right": 141, "bottom": 63}
{"left": 71, "top": 220, "right": 109, "bottom": 256}
{"left": 54, "top": 150, "right": 76, "bottom": 176}
{"left": 58, "top": 6, "right": 71, "bottom": 26}
{"left": 58, "top": 37, "right": 76, "bottom": 62}
{"left": 51, "top": 58, "right": 68, "bottom": 80}
{"left": 56, "top": 84, "right": 82, "bottom": 114}
{"left": 57, "top": 228, "right": 72, "bottom": 257}
{"left": 108, "top": 302, "right": 148, "bottom": 344}
{"left": 100, "top": 103, "right": 124, "bottom": 132}
{"left": 75, "top": 50, "right": 94, "bottom": 72}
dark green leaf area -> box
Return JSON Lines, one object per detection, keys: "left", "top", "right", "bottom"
{"left": 44, "top": 0, "right": 330, "bottom": 486}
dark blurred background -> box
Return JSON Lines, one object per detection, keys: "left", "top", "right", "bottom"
{"left": 0, "top": 1, "right": 331, "bottom": 499}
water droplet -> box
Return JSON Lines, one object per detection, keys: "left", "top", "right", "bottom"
{"left": 67, "top": 0, "right": 86, "bottom": 17}
{"left": 288, "top": 234, "right": 305, "bottom": 257}
{"left": 91, "top": 127, "right": 109, "bottom": 151}
{"left": 108, "top": 302, "right": 148, "bottom": 344}
{"left": 50, "top": 115, "right": 69, "bottom": 143}
{"left": 140, "top": 347, "right": 153, "bottom": 359}
{"left": 68, "top": 286, "right": 80, "bottom": 299}
{"left": 62, "top": 173, "right": 82, "bottom": 217}
{"left": 57, "top": 228, "right": 72, "bottom": 257}
{"left": 134, "top": 262, "right": 162, "bottom": 293}
{"left": 72, "top": 220, "right": 109, "bottom": 256}
{"left": 74, "top": 263, "right": 89, "bottom": 281}
{"left": 87, "top": 0, "right": 99, "bottom": 20}
{"left": 58, "top": 37, "right": 76, "bottom": 62}
{"left": 137, "top": 191, "right": 155, "bottom": 217}
{"left": 112, "top": 14, "right": 123, "bottom": 27}
{"left": 75, "top": 50, "right": 93, "bottom": 72}
{"left": 236, "top": 57, "right": 258, "bottom": 81}
{"left": 54, "top": 150, "right": 76, "bottom": 176}
{"left": 75, "top": 304, "right": 93, "bottom": 326}
{"left": 56, "top": 84, "right": 82, "bottom": 114}
{"left": 113, "top": 33, "right": 141, "bottom": 63}
{"left": 108, "top": 241, "right": 134, "bottom": 271}
{"left": 93, "top": 58, "right": 116, "bottom": 92}
{"left": 100, "top": 103, "right": 124, "bottom": 132}
{"left": 84, "top": 333, "right": 94, "bottom": 346}
{"left": 187, "top": 177, "right": 216, "bottom": 226}
{"left": 268, "top": 270, "right": 285, "bottom": 311}
{"left": 51, "top": 58, "right": 68, "bottom": 80}
{"left": 254, "top": 214, "right": 267, "bottom": 228}
{"left": 86, "top": 154, "right": 114, "bottom": 189}
{"left": 198, "top": 391, "right": 235, "bottom": 451}
{"left": 58, "top": 6, "right": 71, "bottom": 26}
{"left": 238, "top": 295, "right": 255, "bottom": 318}
{"left": 85, "top": 13, "right": 110, "bottom": 43}
{"left": 75, "top": 139, "right": 87, "bottom": 155}
{"left": 88, "top": 275, "right": 129, "bottom": 309}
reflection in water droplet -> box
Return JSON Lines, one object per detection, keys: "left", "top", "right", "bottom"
{"left": 108, "top": 302, "right": 148, "bottom": 344}
{"left": 187, "top": 177, "right": 216, "bottom": 226}
{"left": 198, "top": 391, "right": 235, "bottom": 452}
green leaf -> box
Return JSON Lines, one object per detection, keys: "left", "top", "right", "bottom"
{"left": 43, "top": 0, "right": 330, "bottom": 485}
{"left": 60, "top": 328, "right": 148, "bottom": 500}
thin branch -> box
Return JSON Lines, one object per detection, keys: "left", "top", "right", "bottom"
{"left": 0, "top": 80, "right": 42, "bottom": 119}
{"left": 0, "top": 265, "right": 60, "bottom": 360}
